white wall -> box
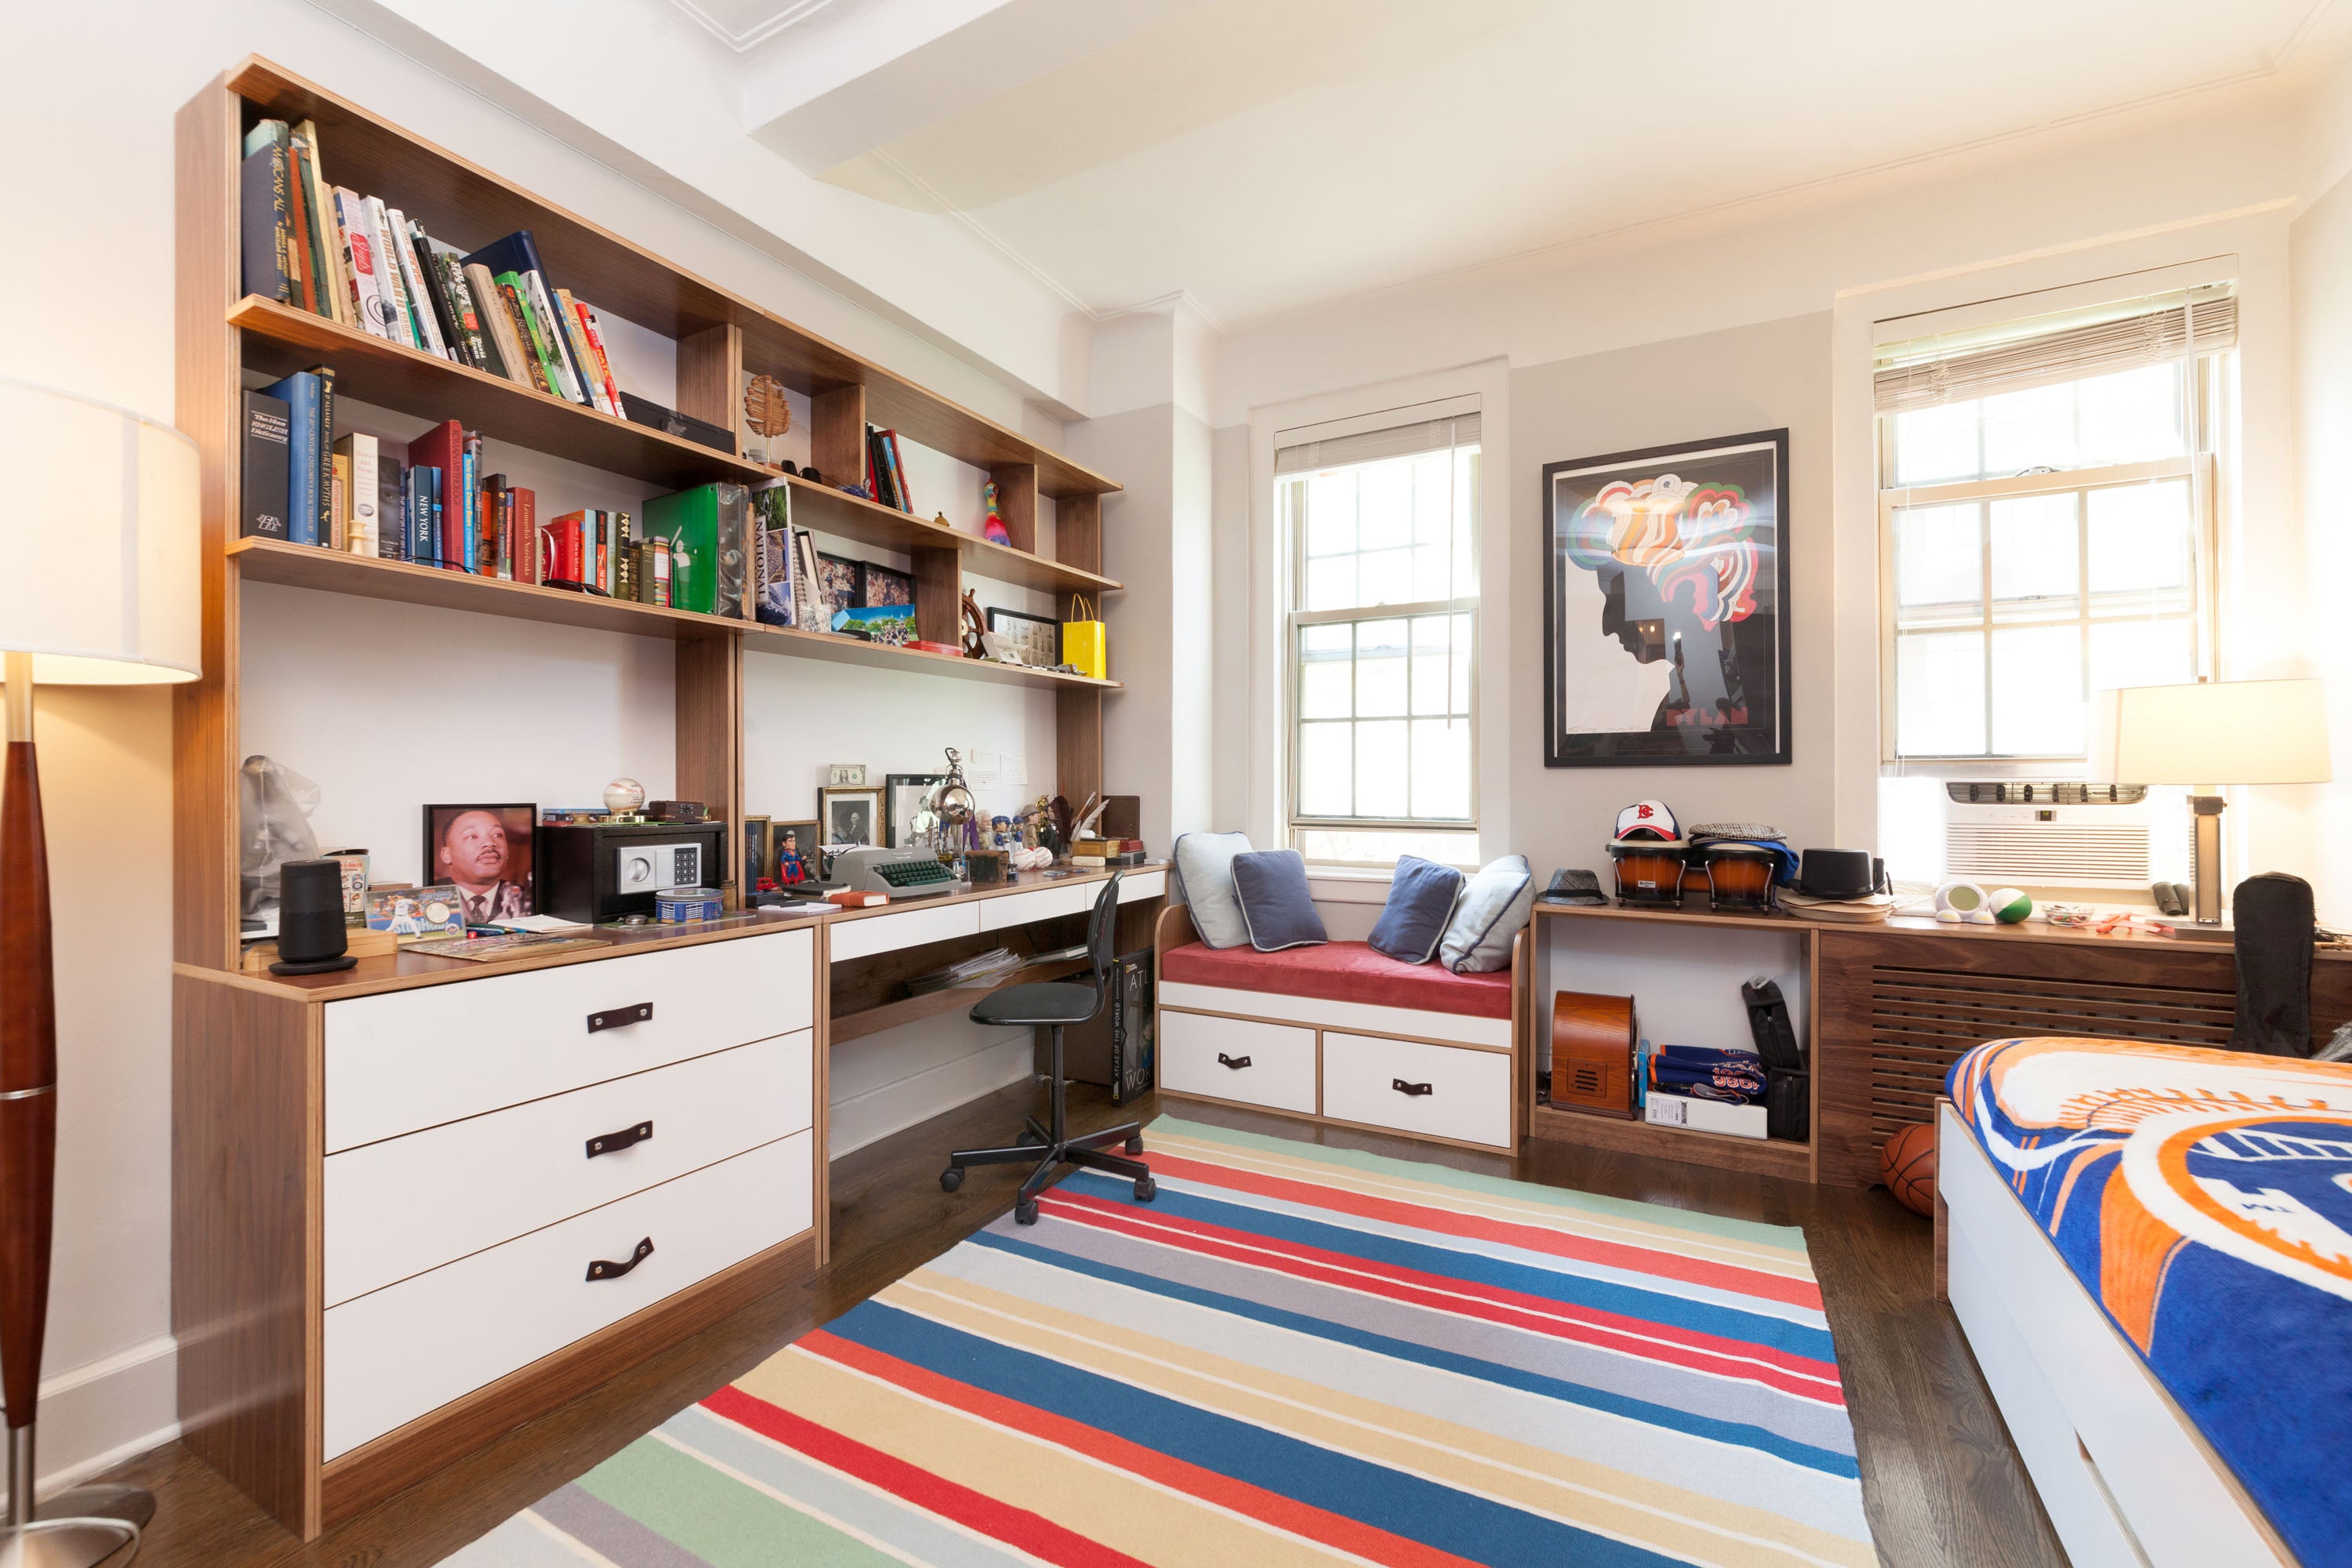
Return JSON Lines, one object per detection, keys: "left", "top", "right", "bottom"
{"left": 2292, "top": 172, "right": 2352, "bottom": 924}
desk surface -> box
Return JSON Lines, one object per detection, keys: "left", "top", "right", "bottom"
{"left": 192, "top": 862, "right": 1170, "bottom": 1004}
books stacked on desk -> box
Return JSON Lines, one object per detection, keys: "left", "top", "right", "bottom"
{"left": 240, "top": 119, "right": 629, "bottom": 419}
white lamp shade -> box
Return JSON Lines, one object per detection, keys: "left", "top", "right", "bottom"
{"left": 0, "top": 376, "right": 201, "bottom": 684}
{"left": 2089, "top": 679, "right": 2332, "bottom": 786}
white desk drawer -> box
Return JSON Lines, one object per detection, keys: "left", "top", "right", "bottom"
{"left": 978, "top": 881, "right": 1099, "bottom": 931}
{"left": 1159, "top": 1010, "right": 1316, "bottom": 1113}
{"left": 325, "top": 930, "right": 811, "bottom": 1153}
{"left": 1118, "top": 870, "right": 1167, "bottom": 902}
{"left": 324, "top": 1129, "right": 811, "bottom": 1460}
{"left": 1322, "top": 1031, "right": 1512, "bottom": 1149}
{"left": 827, "top": 901, "right": 980, "bottom": 961}
{"left": 324, "top": 1029, "right": 812, "bottom": 1307}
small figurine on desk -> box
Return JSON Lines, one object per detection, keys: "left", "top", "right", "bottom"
{"left": 774, "top": 825, "right": 810, "bottom": 887}
{"left": 982, "top": 481, "right": 1011, "bottom": 546}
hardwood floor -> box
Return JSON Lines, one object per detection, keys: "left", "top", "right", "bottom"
{"left": 102, "top": 1082, "right": 2063, "bottom": 1568}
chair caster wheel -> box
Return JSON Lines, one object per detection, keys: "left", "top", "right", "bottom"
{"left": 1015, "top": 1200, "right": 1040, "bottom": 1225}
{"left": 940, "top": 1166, "right": 964, "bottom": 1192}
{"left": 1134, "top": 1176, "right": 1156, "bottom": 1202}
{"left": 1125, "top": 1135, "right": 1144, "bottom": 1156}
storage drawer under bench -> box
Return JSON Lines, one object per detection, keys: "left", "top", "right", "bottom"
{"left": 1322, "top": 1031, "right": 1512, "bottom": 1149}
{"left": 1158, "top": 1010, "right": 1318, "bottom": 1113}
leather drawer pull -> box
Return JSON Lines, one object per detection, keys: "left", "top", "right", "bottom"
{"left": 1217, "top": 1053, "right": 1251, "bottom": 1070}
{"left": 587, "top": 1003, "right": 653, "bottom": 1034}
{"left": 586, "top": 1237, "right": 654, "bottom": 1281}
{"left": 586, "top": 1120, "right": 653, "bottom": 1159}
{"left": 1392, "top": 1078, "right": 1433, "bottom": 1097}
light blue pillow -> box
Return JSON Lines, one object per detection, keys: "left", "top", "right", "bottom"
{"left": 1367, "top": 855, "right": 1464, "bottom": 964}
{"left": 1439, "top": 854, "right": 1534, "bottom": 974}
{"left": 1230, "top": 850, "right": 1327, "bottom": 952}
{"left": 1171, "top": 830, "right": 1253, "bottom": 949}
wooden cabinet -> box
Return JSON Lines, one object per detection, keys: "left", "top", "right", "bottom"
{"left": 173, "top": 924, "right": 823, "bottom": 1537}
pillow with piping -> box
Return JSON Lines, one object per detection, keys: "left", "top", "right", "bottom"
{"left": 1229, "top": 848, "right": 1328, "bottom": 952}
{"left": 1438, "top": 854, "right": 1534, "bottom": 974}
{"left": 1171, "top": 830, "right": 1253, "bottom": 949}
{"left": 1367, "top": 855, "right": 1465, "bottom": 964}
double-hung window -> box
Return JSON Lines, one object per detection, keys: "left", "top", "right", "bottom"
{"left": 1878, "top": 285, "right": 2231, "bottom": 761}
{"left": 1277, "top": 406, "right": 1480, "bottom": 867}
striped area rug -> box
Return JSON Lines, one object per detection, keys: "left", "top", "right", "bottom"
{"left": 447, "top": 1116, "right": 1873, "bottom": 1567}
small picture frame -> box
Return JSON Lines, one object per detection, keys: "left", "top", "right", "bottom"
{"left": 818, "top": 786, "right": 884, "bottom": 849}
{"left": 365, "top": 883, "right": 463, "bottom": 942}
{"left": 817, "top": 554, "right": 864, "bottom": 619}
{"left": 862, "top": 562, "right": 914, "bottom": 608}
{"left": 742, "top": 814, "right": 771, "bottom": 891}
{"left": 985, "top": 607, "right": 1059, "bottom": 668}
{"left": 769, "top": 818, "right": 819, "bottom": 889}
{"left": 885, "top": 773, "right": 945, "bottom": 848}
{"left": 826, "top": 763, "right": 867, "bottom": 786}
{"left": 420, "top": 803, "right": 537, "bottom": 923}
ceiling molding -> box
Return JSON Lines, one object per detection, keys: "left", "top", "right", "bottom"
{"left": 667, "top": 0, "right": 844, "bottom": 54}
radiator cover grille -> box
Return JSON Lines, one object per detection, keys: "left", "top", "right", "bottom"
{"left": 1862, "top": 963, "right": 2234, "bottom": 1146}
{"left": 1944, "top": 822, "right": 2151, "bottom": 887}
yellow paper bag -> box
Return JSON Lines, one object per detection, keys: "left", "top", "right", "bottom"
{"left": 1062, "top": 595, "right": 1107, "bottom": 680}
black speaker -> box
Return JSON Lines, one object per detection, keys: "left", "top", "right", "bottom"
{"left": 271, "top": 858, "right": 357, "bottom": 975}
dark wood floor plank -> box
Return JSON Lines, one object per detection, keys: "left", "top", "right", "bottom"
{"left": 114, "top": 1082, "right": 2064, "bottom": 1567}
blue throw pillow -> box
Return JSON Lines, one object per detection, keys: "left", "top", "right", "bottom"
{"left": 1367, "top": 855, "right": 1465, "bottom": 964}
{"left": 1229, "top": 850, "right": 1327, "bottom": 952}
{"left": 1439, "top": 854, "right": 1534, "bottom": 974}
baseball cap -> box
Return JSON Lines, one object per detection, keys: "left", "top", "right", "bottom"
{"left": 1613, "top": 799, "right": 1680, "bottom": 842}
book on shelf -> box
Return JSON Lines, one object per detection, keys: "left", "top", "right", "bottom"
{"left": 331, "top": 188, "right": 391, "bottom": 340}
{"left": 864, "top": 425, "right": 914, "bottom": 513}
{"left": 238, "top": 140, "right": 295, "bottom": 307}
{"left": 376, "top": 456, "right": 405, "bottom": 560}
{"left": 361, "top": 196, "right": 418, "bottom": 348}
{"left": 406, "top": 223, "right": 469, "bottom": 368}
{"left": 574, "top": 304, "right": 626, "bottom": 417}
{"left": 753, "top": 485, "right": 796, "bottom": 627}
{"left": 333, "top": 432, "right": 379, "bottom": 556}
{"left": 328, "top": 451, "right": 347, "bottom": 550}
{"left": 290, "top": 121, "right": 350, "bottom": 328}
{"left": 408, "top": 420, "right": 471, "bottom": 572}
{"left": 463, "top": 263, "right": 526, "bottom": 383}
{"left": 552, "top": 289, "right": 615, "bottom": 416}
{"left": 383, "top": 209, "right": 448, "bottom": 360}
{"left": 258, "top": 366, "right": 332, "bottom": 547}
{"left": 240, "top": 390, "right": 291, "bottom": 540}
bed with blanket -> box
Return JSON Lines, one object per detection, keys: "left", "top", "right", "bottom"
{"left": 1938, "top": 1036, "right": 2352, "bottom": 1568}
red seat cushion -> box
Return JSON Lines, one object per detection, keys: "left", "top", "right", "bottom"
{"left": 1160, "top": 940, "right": 1512, "bottom": 1018}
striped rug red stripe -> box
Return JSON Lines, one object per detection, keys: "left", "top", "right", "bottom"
{"left": 800, "top": 1330, "right": 1490, "bottom": 1568}
{"left": 1040, "top": 1189, "right": 1844, "bottom": 1403}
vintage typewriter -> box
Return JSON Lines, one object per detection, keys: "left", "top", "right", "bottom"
{"left": 829, "top": 844, "right": 962, "bottom": 898}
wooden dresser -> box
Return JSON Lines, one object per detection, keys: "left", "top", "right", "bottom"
{"left": 173, "top": 917, "right": 822, "bottom": 1537}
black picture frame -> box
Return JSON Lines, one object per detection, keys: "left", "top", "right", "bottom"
{"left": 884, "top": 773, "right": 945, "bottom": 848}
{"left": 816, "top": 553, "right": 864, "bottom": 619}
{"left": 1541, "top": 430, "right": 1791, "bottom": 768}
{"left": 862, "top": 562, "right": 915, "bottom": 608}
{"left": 419, "top": 802, "right": 538, "bottom": 920}
{"left": 985, "top": 606, "right": 1060, "bottom": 667}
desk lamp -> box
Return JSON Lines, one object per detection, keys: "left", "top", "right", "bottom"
{"left": 0, "top": 378, "right": 200, "bottom": 1564}
{"left": 2091, "top": 678, "right": 2331, "bottom": 930}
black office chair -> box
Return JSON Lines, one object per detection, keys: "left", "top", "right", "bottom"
{"left": 940, "top": 871, "right": 1153, "bottom": 1224}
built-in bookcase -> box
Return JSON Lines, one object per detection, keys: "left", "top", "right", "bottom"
{"left": 173, "top": 56, "right": 1121, "bottom": 971}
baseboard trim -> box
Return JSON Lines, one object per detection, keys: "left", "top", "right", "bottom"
{"left": 0, "top": 1333, "right": 181, "bottom": 1508}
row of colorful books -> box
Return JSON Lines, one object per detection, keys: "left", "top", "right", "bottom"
{"left": 863, "top": 423, "right": 916, "bottom": 513}
{"left": 240, "top": 120, "right": 626, "bottom": 417}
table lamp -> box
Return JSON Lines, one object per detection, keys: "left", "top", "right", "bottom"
{"left": 2090, "top": 677, "right": 2332, "bottom": 929}
{"left": 0, "top": 377, "right": 200, "bottom": 1565}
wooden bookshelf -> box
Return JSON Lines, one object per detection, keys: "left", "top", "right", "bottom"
{"left": 176, "top": 55, "right": 1124, "bottom": 971}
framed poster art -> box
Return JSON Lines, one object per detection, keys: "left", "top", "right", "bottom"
{"left": 1541, "top": 429, "right": 1791, "bottom": 768}
{"left": 419, "top": 803, "right": 538, "bottom": 922}
{"left": 985, "top": 607, "right": 1059, "bottom": 668}
{"left": 818, "top": 785, "right": 884, "bottom": 849}
{"left": 884, "top": 773, "right": 945, "bottom": 848}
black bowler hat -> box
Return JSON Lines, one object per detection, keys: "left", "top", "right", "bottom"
{"left": 1797, "top": 848, "right": 1881, "bottom": 901}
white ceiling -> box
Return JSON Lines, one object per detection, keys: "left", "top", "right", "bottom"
{"left": 699, "top": 0, "right": 2350, "bottom": 328}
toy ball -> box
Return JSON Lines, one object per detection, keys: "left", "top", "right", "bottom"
{"left": 603, "top": 777, "right": 646, "bottom": 815}
{"left": 1934, "top": 880, "right": 1987, "bottom": 918}
{"left": 1880, "top": 1123, "right": 1937, "bottom": 1216}
{"left": 1988, "top": 887, "right": 2033, "bottom": 924}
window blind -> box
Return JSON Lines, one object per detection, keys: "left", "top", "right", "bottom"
{"left": 1874, "top": 285, "right": 2235, "bottom": 413}
{"left": 1275, "top": 412, "right": 1480, "bottom": 476}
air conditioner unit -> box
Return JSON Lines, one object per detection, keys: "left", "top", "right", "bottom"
{"left": 1941, "top": 782, "right": 2153, "bottom": 891}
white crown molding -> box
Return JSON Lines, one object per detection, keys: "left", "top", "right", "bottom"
{"left": 667, "top": 0, "right": 844, "bottom": 54}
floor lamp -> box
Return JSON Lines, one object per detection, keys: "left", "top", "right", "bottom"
{"left": 0, "top": 379, "right": 201, "bottom": 1566}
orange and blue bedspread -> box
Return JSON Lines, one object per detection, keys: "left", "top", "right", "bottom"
{"left": 1948, "top": 1036, "right": 2352, "bottom": 1566}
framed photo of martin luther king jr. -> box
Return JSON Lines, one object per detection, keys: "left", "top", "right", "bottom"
{"left": 421, "top": 803, "right": 537, "bottom": 924}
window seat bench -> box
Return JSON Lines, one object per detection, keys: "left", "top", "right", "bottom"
{"left": 1151, "top": 906, "right": 1527, "bottom": 1151}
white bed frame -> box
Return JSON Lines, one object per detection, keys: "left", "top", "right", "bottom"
{"left": 1935, "top": 1101, "right": 2299, "bottom": 1567}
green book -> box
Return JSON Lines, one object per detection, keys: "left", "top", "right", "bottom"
{"left": 642, "top": 483, "right": 750, "bottom": 617}
{"left": 496, "top": 270, "right": 571, "bottom": 398}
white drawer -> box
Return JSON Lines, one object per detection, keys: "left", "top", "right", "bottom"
{"left": 827, "top": 901, "right": 979, "bottom": 961}
{"left": 1118, "top": 870, "right": 1167, "bottom": 902}
{"left": 324, "top": 1130, "right": 811, "bottom": 1460}
{"left": 324, "top": 1029, "right": 813, "bottom": 1307}
{"left": 1158, "top": 1010, "right": 1316, "bottom": 1113}
{"left": 1321, "top": 1031, "right": 1512, "bottom": 1149}
{"left": 979, "top": 880, "right": 1099, "bottom": 931}
{"left": 324, "top": 930, "right": 811, "bottom": 1153}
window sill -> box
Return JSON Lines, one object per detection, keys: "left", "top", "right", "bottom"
{"left": 1303, "top": 866, "right": 1396, "bottom": 905}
